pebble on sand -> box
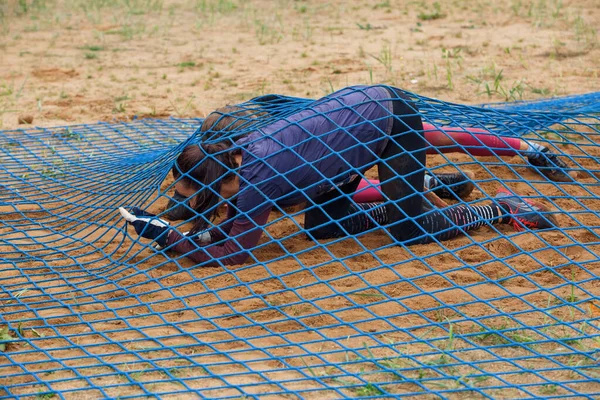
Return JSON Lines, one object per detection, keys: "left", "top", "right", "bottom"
{"left": 18, "top": 114, "right": 34, "bottom": 125}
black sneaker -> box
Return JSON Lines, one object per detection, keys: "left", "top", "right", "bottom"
{"left": 164, "top": 191, "right": 196, "bottom": 221}
{"left": 427, "top": 170, "right": 475, "bottom": 199}
{"left": 527, "top": 147, "right": 576, "bottom": 182}
{"left": 496, "top": 188, "right": 558, "bottom": 231}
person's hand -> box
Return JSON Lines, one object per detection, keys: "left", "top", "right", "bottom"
{"left": 119, "top": 207, "right": 171, "bottom": 247}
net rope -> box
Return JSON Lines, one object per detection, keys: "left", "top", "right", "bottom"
{"left": 1, "top": 87, "right": 599, "bottom": 399}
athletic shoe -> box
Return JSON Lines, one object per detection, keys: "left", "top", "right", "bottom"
{"left": 495, "top": 188, "right": 558, "bottom": 231}
{"left": 527, "top": 147, "right": 576, "bottom": 182}
{"left": 426, "top": 170, "right": 475, "bottom": 199}
{"left": 165, "top": 191, "right": 195, "bottom": 220}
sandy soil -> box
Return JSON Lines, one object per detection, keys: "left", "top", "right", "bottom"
{"left": 0, "top": 0, "right": 600, "bottom": 398}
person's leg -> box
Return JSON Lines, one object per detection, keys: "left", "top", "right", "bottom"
{"left": 377, "top": 89, "right": 550, "bottom": 245}
{"left": 423, "top": 125, "right": 576, "bottom": 182}
{"left": 377, "top": 89, "right": 429, "bottom": 241}
{"left": 304, "top": 177, "right": 363, "bottom": 239}
{"left": 326, "top": 193, "right": 557, "bottom": 243}
{"left": 353, "top": 179, "right": 382, "bottom": 203}
{"left": 423, "top": 126, "right": 525, "bottom": 156}
{"left": 353, "top": 171, "right": 475, "bottom": 204}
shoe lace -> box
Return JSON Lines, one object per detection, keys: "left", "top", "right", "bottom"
{"left": 499, "top": 197, "right": 538, "bottom": 232}
{"left": 544, "top": 152, "right": 568, "bottom": 169}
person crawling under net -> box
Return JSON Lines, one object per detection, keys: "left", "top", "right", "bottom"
{"left": 119, "top": 85, "right": 558, "bottom": 267}
{"left": 164, "top": 91, "right": 576, "bottom": 218}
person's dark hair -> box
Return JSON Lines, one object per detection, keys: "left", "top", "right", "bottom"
{"left": 165, "top": 106, "right": 258, "bottom": 225}
{"left": 172, "top": 143, "right": 239, "bottom": 234}
{"left": 167, "top": 104, "right": 267, "bottom": 228}
{"left": 200, "top": 105, "right": 261, "bottom": 134}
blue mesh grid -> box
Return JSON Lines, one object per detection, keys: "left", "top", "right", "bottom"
{"left": 1, "top": 88, "right": 599, "bottom": 399}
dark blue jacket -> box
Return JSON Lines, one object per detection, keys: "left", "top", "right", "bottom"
{"left": 235, "top": 85, "right": 394, "bottom": 219}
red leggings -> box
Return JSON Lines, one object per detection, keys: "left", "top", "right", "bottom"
{"left": 354, "top": 124, "right": 523, "bottom": 203}
{"left": 423, "top": 123, "right": 523, "bottom": 156}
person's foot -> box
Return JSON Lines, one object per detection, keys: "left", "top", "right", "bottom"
{"left": 426, "top": 170, "right": 476, "bottom": 199}
{"left": 164, "top": 191, "right": 195, "bottom": 220}
{"left": 527, "top": 147, "right": 577, "bottom": 182}
{"left": 495, "top": 188, "right": 558, "bottom": 231}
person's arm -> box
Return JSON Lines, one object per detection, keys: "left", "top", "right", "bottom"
{"left": 165, "top": 207, "right": 271, "bottom": 266}
{"left": 206, "top": 202, "right": 238, "bottom": 243}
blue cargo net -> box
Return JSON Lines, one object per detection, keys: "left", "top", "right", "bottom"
{"left": 1, "top": 88, "right": 599, "bottom": 399}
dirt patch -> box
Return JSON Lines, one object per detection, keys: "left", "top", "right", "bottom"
{"left": 31, "top": 68, "right": 79, "bottom": 82}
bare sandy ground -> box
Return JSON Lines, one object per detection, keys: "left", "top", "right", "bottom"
{"left": 0, "top": 0, "right": 599, "bottom": 398}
